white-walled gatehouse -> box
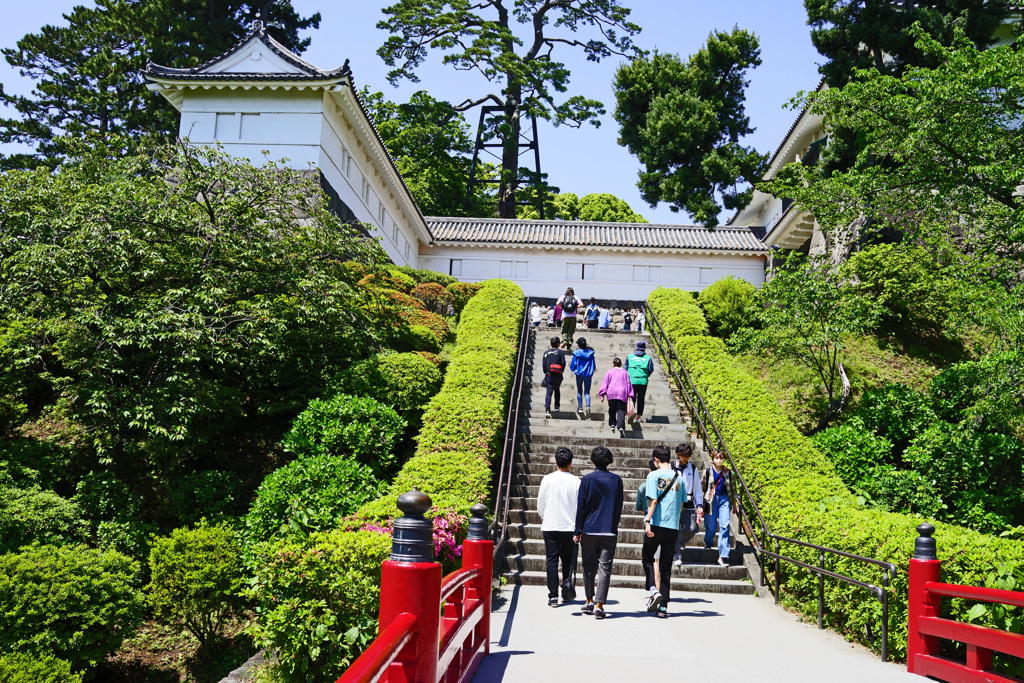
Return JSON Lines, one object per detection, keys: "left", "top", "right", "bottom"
{"left": 145, "top": 20, "right": 769, "bottom": 298}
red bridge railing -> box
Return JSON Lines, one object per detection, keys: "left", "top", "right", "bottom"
{"left": 907, "top": 523, "right": 1024, "bottom": 682}
{"left": 337, "top": 491, "right": 493, "bottom": 683}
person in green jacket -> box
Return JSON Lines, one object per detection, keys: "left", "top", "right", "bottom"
{"left": 626, "top": 340, "right": 654, "bottom": 423}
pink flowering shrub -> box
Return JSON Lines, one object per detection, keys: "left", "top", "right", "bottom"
{"left": 360, "top": 509, "right": 467, "bottom": 574}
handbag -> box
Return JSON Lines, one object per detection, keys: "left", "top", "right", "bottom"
{"left": 626, "top": 397, "right": 636, "bottom": 417}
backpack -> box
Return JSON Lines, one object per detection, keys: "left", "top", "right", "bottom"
{"left": 624, "top": 312, "right": 634, "bottom": 325}
{"left": 561, "top": 295, "right": 576, "bottom": 313}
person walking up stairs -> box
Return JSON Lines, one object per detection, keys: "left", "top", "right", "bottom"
{"left": 504, "top": 322, "right": 755, "bottom": 599}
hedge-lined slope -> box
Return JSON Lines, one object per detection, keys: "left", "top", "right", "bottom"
{"left": 357, "top": 279, "right": 524, "bottom": 520}
{"left": 648, "top": 287, "right": 1024, "bottom": 660}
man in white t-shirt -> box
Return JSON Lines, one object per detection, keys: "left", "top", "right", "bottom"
{"left": 537, "top": 447, "right": 581, "bottom": 607}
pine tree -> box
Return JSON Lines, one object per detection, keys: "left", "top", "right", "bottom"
{"left": 0, "top": 0, "right": 320, "bottom": 170}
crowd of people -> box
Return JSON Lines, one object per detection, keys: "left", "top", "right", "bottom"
{"left": 537, "top": 442, "right": 734, "bottom": 619}
{"left": 529, "top": 288, "right": 645, "bottom": 337}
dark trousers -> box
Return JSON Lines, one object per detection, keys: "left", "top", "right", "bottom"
{"left": 632, "top": 384, "right": 647, "bottom": 417}
{"left": 542, "top": 531, "right": 577, "bottom": 598}
{"left": 608, "top": 399, "right": 626, "bottom": 430}
{"left": 642, "top": 524, "right": 677, "bottom": 602}
{"left": 544, "top": 373, "right": 562, "bottom": 411}
{"left": 581, "top": 534, "right": 616, "bottom": 604}
{"left": 673, "top": 506, "right": 699, "bottom": 560}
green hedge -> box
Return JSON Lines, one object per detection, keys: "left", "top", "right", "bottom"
{"left": 647, "top": 286, "right": 1024, "bottom": 660}
{"left": 356, "top": 278, "right": 524, "bottom": 520}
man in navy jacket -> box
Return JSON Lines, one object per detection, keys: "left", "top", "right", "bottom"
{"left": 573, "top": 446, "right": 623, "bottom": 619}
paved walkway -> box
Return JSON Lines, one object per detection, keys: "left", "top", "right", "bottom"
{"left": 473, "top": 585, "right": 919, "bottom": 683}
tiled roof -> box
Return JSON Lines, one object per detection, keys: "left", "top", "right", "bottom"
{"left": 145, "top": 20, "right": 349, "bottom": 81}
{"left": 425, "top": 217, "right": 767, "bottom": 252}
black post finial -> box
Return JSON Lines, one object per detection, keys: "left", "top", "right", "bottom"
{"left": 467, "top": 504, "right": 489, "bottom": 540}
{"left": 913, "top": 522, "right": 937, "bottom": 560}
{"left": 390, "top": 488, "right": 435, "bottom": 563}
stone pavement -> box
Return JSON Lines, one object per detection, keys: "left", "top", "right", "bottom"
{"left": 472, "top": 584, "right": 919, "bottom": 683}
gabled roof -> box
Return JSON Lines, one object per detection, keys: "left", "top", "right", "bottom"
{"left": 145, "top": 20, "right": 349, "bottom": 82}
{"left": 426, "top": 217, "right": 767, "bottom": 253}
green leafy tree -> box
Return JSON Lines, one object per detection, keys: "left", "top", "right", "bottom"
{"left": 805, "top": 0, "right": 1011, "bottom": 88}
{"left": 360, "top": 88, "right": 495, "bottom": 217}
{"left": 0, "top": 486, "right": 88, "bottom": 553}
{"left": 577, "top": 193, "right": 647, "bottom": 222}
{"left": 0, "top": 0, "right": 320, "bottom": 169}
{"left": 613, "top": 28, "right": 766, "bottom": 227}
{"left": 377, "top": 0, "right": 643, "bottom": 217}
{"left": 732, "top": 255, "right": 882, "bottom": 432}
{"left": 0, "top": 653, "right": 83, "bottom": 683}
{"left": 0, "top": 138, "right": 386, "bottom": 482}
{"left": 148, "top": 520, "right": 246, "bottom": 648}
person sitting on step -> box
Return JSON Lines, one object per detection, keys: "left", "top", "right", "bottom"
{"left": 585, "top": 297, "right": 601, "bottom": 329}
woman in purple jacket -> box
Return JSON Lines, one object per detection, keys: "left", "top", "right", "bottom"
{"left": 598, "top": 357, "right": 635, "bottom": 438}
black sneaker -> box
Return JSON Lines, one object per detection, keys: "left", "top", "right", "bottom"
{"left": 582, "top": 602, "right": 595, "bottom": 615}
{"left": 594, "top": 606, "right": 606, "bottom": 620}
{"left": 646, "top": 592, "right": 663, "bottom": 613}
{"left": 656, "top": 606, "right": 668, "bottom": 619}
{"left": 548, "top": 597, "right": 558, "bottom": 607}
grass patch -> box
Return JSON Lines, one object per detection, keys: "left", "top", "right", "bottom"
{"left": 733, "top": 334, "right": 941, "bottom": 433}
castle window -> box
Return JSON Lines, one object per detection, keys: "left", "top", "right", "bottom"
{"left": 450, "top": 259, "right": 462, "bottom": 277}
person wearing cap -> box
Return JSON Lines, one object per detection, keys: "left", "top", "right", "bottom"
{"left": 569, "top": 337, "right": 596, "bottom": 417}
{"left": 626, "top": 340, "right": 654, "bottom": 423}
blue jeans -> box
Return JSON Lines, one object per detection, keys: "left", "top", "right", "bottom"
{"left": 704, "top": 493, "right": 731, "bottom": 560}
{"left": 576, "top": 375, "right": 592, "bottom": 408}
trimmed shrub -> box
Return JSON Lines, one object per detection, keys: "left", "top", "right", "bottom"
{"left": 356, "top": 279, "right": 523, "bottom": 521}
{"left": 648, "top": 287, "right": 708, "bottom": 339}
{"left": 412, "top": 282, "right": 452, "bottom": 314}
{"left": 329, "top": 352, "right": 443, "bottom": 423}
{"left": 697, "top": 274, "right": 756, "bottom": 339}
{"left": 394, "top": 324, "right": 443, "bottom": 354}
{"left": 148, "top": 520, "right": 246, "bottom": 647}
{"left": 74, "top": 471, "right": 155, "bottom": 562}
{"left": 0, "top": 486, "right": 88, "bottom": 552}
{"left": 0, "top": 544, "right": 144, "bottom": 673}
{"left": 647, "top": 286, "right": 1024, "bottom": 661}
{"left": 357, "top": 270, "right": 415, "bottom": 294}
{"left": 281, "top": 394, "right": 405, "bottom": 477}
{"left": 855, "top": 383, "right": 936, "bottom": 455}
{"left": 446, "top": 282, "right": 482, "bottom": 319}
{"left": 397, "top": 308, "right": 449, "bottom": 345}
{"left": 247, "top": 529, "right": 391, "bottom": 683}
{"left": 394, "top": 264, "right": 458, "bottom": 287}
{"left": 242, "top": 453, "right": 388, "bottom": 550}
{"left": 812, "top": 418, "right": 893, "bottom": 487}
{"left": 0, "top": 653, "right": 83, "bottom": 683}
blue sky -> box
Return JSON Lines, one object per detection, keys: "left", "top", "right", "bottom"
{"left": 1, "top": 0, "right": 823, "bottom": 224}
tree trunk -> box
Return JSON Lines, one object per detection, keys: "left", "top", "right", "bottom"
{"left": 498, "top": 92, "right": 522, "bottom": 219}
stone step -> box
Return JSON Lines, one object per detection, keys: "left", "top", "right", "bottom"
{"left": 505, "top": 570, "right": 755, "bottom": 595}
{"left": 506, "top": 554, "right": 747, "bottom": 580}
{"left": 511, "top": 462, "right": 654, "bottom": 479}
{"left": 503, "top": 539, "right": 732, "bottom": 563}
{"left": 509, "top": 496, "right": 704, "bottom": 516}
{"left": 517, "top": 441, "right": 695, "bottom": 458}
{"left": 516, "top": 425, "right": 691, "bottom": 440}
{"left": 513, "top": 452, "right": 701, "bottom": 470}
{"left": 504, "top": 523, "right": 735, "bottom": 548}
{"left": 512, "top": 473, "right": 646, "bottom": 488}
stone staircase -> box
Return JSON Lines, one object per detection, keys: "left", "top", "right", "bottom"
{"left": 502, "top": 325, "right": 755, "bottom": 596}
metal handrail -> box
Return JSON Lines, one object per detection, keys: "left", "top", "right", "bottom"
{"left": 489, "top": 296, "right": 531, "bottom": 566}
{"left": 646, "top": 303, "right": 896, "bottom": 662}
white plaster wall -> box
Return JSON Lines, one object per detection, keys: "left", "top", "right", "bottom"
{"left": 176, "top": 87, "right": 423, "bottom": 267}
{"left": 419, "top": 245, "right": 766, "bottom": 299}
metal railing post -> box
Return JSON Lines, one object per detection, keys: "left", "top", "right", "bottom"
{"left": 881, "top": 568, "right": 890, "bottom": 663}
{"left": 818, "top": 549, "right": 825, "bottom": 630}
{"left": 774, "top": 538, "right": 781, "bottom": 604}
{"left": 462, "top": 504, "right": 494, "bottom": 656}
{"left": 377, "top": 489, "right": 442, "bottom": 683}
{"left": 907, "top": 523, "right": 942, "bottom": 675}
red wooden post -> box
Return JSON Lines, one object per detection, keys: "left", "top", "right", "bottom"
{"left": 907, "top": 522, "right": 942, "bottom": 675}
{"left": 379, "top": 489, "right": 441, "bottom": 683}
{"left": 462, "top": 503, "right": 494, "bottom": 656}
